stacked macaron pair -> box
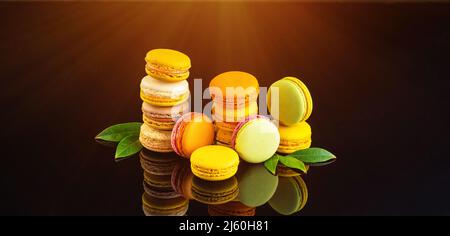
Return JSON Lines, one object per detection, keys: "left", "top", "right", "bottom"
{"left": 139, "top": 49, "right": 191, "bottom": 153}
{"left": 267, "top": 77, "right": 313, "bottom": 176}
{"left": 139, "top": 150, "right": 189, "bottom": 216}
{"left": 209, "top": 71, "right": 259, "bottom": 147}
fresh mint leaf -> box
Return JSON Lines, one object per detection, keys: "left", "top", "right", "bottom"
{"left": 279, "top": 155, "right": 307, "bottom": 173}
{"left": 115, "top": 135, "right": 143, "bottom": 160}
{"left": 95, "top": 122, "right": 142, "bottom": 142}
{"left": 289, "top": 147, "right": 336, "bottom": 164}
{"left": 264, "top": 154, "right": 281, "bottom": 175}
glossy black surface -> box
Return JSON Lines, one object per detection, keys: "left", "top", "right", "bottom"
{"left": 1, "top": 2, "right": 450, "bottom": 215}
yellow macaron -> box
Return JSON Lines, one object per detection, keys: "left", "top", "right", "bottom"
{"left": 190, "top": 145, "right": 239, "bottom": 181}
{"left": 277, "top": 122, "right": 312, "bottom": 154}
{"left": 145, "top": 49, "right": 191, "bottom": 82}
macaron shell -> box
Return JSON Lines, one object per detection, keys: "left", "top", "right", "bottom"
{"left": 139, "top": 124, "right": 173, "bottom": 152}
{"left": 171, "top": 113, "right": 215, "bottom": 158}
{"left": 283, "top": 77, "right": 313, "bottom": 121}
{"left": 278, "top": 122, "right": 312, "bottom": 154}
{"left": 233, "top": 118, "right": 280, "bottom": 163}
{"left": 190, "top": 145, "right": 239, "bottom": 181}
{"left": 145, "top": 49, "right": 191, "bottom": 70}
{"left": 143, "top": 114, "right": 175, "bottom": 131}
{"left": 237, "top": 164, "right": 279, "bottom": 207}
{"left": 209, "top": 71, "right": 259, "bottom": 102}
{"left": 268, "top": 79, "right": 306, "bottom": 126}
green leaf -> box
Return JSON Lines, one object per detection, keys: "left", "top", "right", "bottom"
{"left": 115, "top": 135, "right": 143, "bottom": 160}
{"left": 289, "top": 147, "right": 336, "bottom": 164}
{"left": 95, "top": 122, "right": 142, "bottom": 142}
{"left": 264, "top": 154, "right": 281, "bottom": 175}
{"left": 279, "top": 155, "right": 307, "bottom": 173}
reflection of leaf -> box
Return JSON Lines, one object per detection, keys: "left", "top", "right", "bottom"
{"left": 264, "top": 154, "right": 280, "bottom": 175}
{"left": 279, "top": 156, "right": 307, "bottom": 173}
{"left": 95, "top": 122, "right": 142, "bottom": 142}
{"left": 307, "top": 159, "right": 337, "bottom": 167}
{"left": 115, "top": 135, "right": 143, "bottom": 160}
{"left": 289, "top": 148, "right": 336, "bottom": 164}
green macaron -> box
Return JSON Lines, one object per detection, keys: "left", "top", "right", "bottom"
{"left": 267, "top": 77, "right": 313, "bottom": 126}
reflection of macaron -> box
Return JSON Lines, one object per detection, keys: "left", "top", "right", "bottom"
{"left": 171, "top": 160, "right": 194, "bottom": 199}
{"left": 139, "top": 124, "right": 173, "bottom": 152}
{"left": 267, "top": 76, "right": 313, "bottom": 126}
{"left": 209, "top": 71, "right": 259, "bottom": 105}
{"left": 190, "top": 145, "right": 239, "bottom": 181}
{"left": 269, "top": 176, "right": 308, "bottom": 215}
{"left": 208, "top": 201, "right": 256, "bottom": 216}
{"left": 142, "top": 192, "right": 189, "bottom": 216}
{"left": 215, "top": 128, "right": 234, "bottom": 147}
{"left": 191, "top": 176, "right": 239, "bottom": 205}
{"left": 171, "top": 112, "right": 215, "bottom": 158}
{"left": 140, "top": 75, "right": 189, "bottom": 107}
{"left": 212, "top": 101, "right": 258, "bottom": 123}
{"left": 142, "top": 101, "right": 189, "bottom": 131}
{"left": 237, "top": 164, "right": 279, "bottom": 207}
{"left": 278, "top": 122, "right": 312, "bottom": 154}
{"left": 277, "top": 164, "right": 310, "bottom": 177}
{"left": 143, "top": 171, "right": 180, "bottom": 199}
{"left": 139, "top": 149, "right": 179, "bottom": 175}
{"left": 232, "top": 116, "right": 280, "bottom": 163}
{"left": 145, "top": 49, "right": 191, "bottom": 82}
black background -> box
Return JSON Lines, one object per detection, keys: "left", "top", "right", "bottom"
{"left": 0, "top": 2, "right": 449, "bottom": 215}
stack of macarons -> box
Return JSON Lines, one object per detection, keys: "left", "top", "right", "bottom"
{"left": 209, "top": 71, "right": 259, "bottom": 147}
{"left": 268, "top": 77, "right": 313, "bottom": 155}
{"left": 139, "top": 49, "right": 191, "bottom": 153}
{"left": 139, "top": 150, "right": 189, "bottom": 216}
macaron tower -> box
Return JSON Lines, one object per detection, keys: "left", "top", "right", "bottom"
{"left": 209, "top": 71, "right": 259, "bottom": 147}
{"left": 139, "top": 49, "right": 191, "bottom": 152}
{"left": 268, "top": 77, "right": 313, "bottom": 154}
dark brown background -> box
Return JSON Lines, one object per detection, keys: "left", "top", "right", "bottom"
{"left": 0, "top": 2, "right": 449, "bottom": 215}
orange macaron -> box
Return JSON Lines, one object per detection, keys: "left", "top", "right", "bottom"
{"left": 171, "top": 112, "right": 215, "bottom": 158}
{"left": 209, "top": 71, "right": 259, "bottom": 106}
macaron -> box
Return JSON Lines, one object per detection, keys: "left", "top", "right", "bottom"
{"left": 142, "top": 192, "right": 189, "bottom": 216}
{"left": 236, "top": 163, "right": 279, "bottom": 207}
{"left": 232, "top": 116, "right": 280, "bottom": 163}
{"left": 171, "top": 112, "right": 215, "bottom": 158}
{"left": 209, "top": 71, "right": 259, "bottom": 106}
{"left": 145, "top": 48, "right": 191, "bottom": 82}
{"left": 214, "top": 120, "right": 239, "bottom": 132}
{"left": 191, "top": 176, "right": 239, "bottom": 205}
{"left": 267, "top": 76, "right": 313, "bottom": 126}
{"left": 171, "top": 160, "right": 194, "bottom": 199}
{"left": 278, "top": 122, "right": 312, "bottom": 154}
{"left": 139, "top": 149, "right": 179, "bottom": 175}
{"left": 215, "top": 127, "right": 234, "bottom": 147}
{"left": 142, "top": 101, "right": 189, "bottom": 131}
{"left": 190, "top": 145, "right": 240, "bottom": 181}
{"left": 139, "top": 124, "right": 173, "bottom": 153}
{"left": 208, "top": 201, "right": 256, "bottom": 216}
{"left": 212, "top": 101, "right": 258, "bottom": 123}
{"left": 140, "top": 75, "right": 189, "bottom": 107}
{"left": 268, "top": 176, "right": 308, "bottom": 215}
{"left": 143, "top": 172, "right": 181, "bottom": 199}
